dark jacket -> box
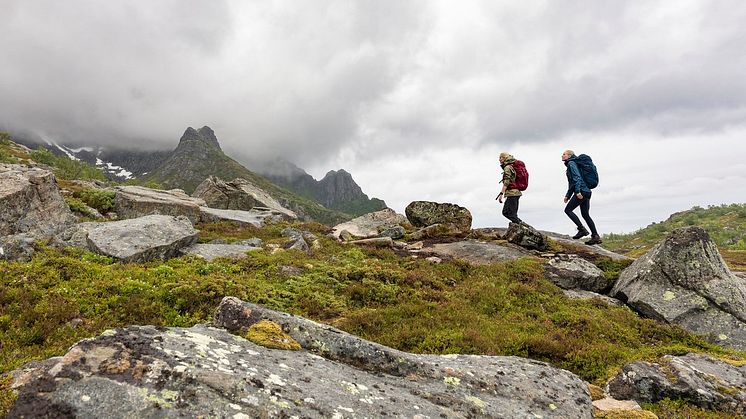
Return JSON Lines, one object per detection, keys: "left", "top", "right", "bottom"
{"left": 564, "top": 155, "right": 590, "bottom": 198}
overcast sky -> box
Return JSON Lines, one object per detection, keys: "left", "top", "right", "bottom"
{"left": 2, "top": 1, "right": 745, "bottom": 233}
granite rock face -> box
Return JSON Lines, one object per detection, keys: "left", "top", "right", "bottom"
{"left": 611, "top": 227, "right": 746, "bottom": 350}
{"left": 331, "top": 208, "right": 407, "bottom": 239}
{"left": 607, "top": 353, "right": 746, "bottom": 415}
{"left": 405, "top": 201, "right": 472, "bottom": 233}
{"left": 193, "top": 176, "right": 296, "bottom": 220}
{"left": 113, "top": 186, "right": 206, "bottom": 223}
{"left": 199, "top": 206, "right": 288, "bottom": 228}
{"left": 9, "top": 298, "right": 593, "bottom": 418}
{"left": 545, "top": 256, "right": 611, "bottom": 293}
{"left": 0, "top": 164, "right": 75, "bottom": 238}
{"left": 426, "top": 240, "right": 530, "bottom": 265}
{"left": 84, "top": 215, "right": 199, "bottom": 263}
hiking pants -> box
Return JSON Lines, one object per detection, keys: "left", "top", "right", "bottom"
{"left": 564, "top": 191, "right": 598, "bottom": 236}
{"left": 502, "top": 196, "right": 522, "bottom": 224}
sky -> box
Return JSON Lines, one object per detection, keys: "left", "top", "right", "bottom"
{"left": 2, "top": 1, "right": 745, "bottom": 234}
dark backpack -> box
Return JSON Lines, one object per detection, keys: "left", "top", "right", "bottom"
{"left": 509, "top": 160, "right": 529, "bottom": 191}
{"left": 575, "top": 154, "right": 599, "bottom": 189}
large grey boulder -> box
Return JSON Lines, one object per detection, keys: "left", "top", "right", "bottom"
{"left": 193, "top": 176, "right": 296, "bottom": 220}
{"left": 426, "top": 240, "right": 531, "bottom": 265}
{"left": 611, "top": 227, "right": 746, "bottom": 350}
{"left": 545, "top": 256, "right": 612, "bottom": 293}
{"left": 405, "top": 201, "right": 472, "bottom": 233}
{"left": 199, "top": 206, "right": 287, "bottom": 227}
{"left": 0, "top": 164, "right": 75, "bottom": 238}
{"left": 114, "top": 186, "right": 206, "bottom": 223}
{"left": 331, "top": 208, "right": 407, "bottom": 239}
{"left": 0, "top": 234, "right": 37, "bottom": 262}
{"left": 9, "top": 298, "right": 593, "bottom": 418}
{"left": 181, "top": 243, "right": 261, "bottom": 261}
{"left": 607, "top": 353, "right": 746, "bottom": 415}
{"left": 85, "top": 215, "right": 198, "bottom": 262}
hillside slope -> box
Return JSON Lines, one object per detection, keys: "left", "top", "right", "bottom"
{"left": 603, "top": 204, "right": 746, "bottom": 269}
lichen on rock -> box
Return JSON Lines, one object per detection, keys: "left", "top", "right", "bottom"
{"left": 244, "top": 320, "right": 301, "bottom": 351}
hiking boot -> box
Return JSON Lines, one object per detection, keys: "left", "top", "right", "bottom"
{"left": 572, "top": 226, "right": 590, "bottom": 240}
{"left": 585, "top": 235, "right": 603, "bottom": 245}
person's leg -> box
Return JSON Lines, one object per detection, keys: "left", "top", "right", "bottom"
{"left": 579, "top": 198, "right": 598, "bottom": 236}
{"left": 564, "top": 196, "right": 583, "bottom": 227}
{"left": 565, "top": 195, "right": 589, "bottom": 238}
{"left": 502, "top": 196, "right": 522, "bottom": 223}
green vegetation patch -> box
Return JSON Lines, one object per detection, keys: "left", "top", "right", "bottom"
{"left": 644, "top": 398, "right": 740, "bottom": 419}
{"left": 0, "top": 374, "right": 17, "bottom": 419}
{"left": 30, "top": 147, "right": 107, "bottom": 181}
{"left": 74, "top": 188, "right": 116, "bottom": 214}
{"left": 604, "top": 204, "right": 746, "bottom": 256}
{"left": 244, "top": 320, "right": 301, "bottom": 350}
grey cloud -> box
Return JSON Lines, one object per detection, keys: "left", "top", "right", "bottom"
{"left": 1, "top": 1, "right": 745, "bottom": 168}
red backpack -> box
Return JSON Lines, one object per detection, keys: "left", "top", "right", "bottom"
{"left": 508, "top": 160, "right": 529, "bottom": 191}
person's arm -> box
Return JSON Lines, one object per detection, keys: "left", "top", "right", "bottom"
{"left": 567, "top": 161, "right": 587, "bottom": 197}
{"left": 497, "top": 165, "right": 514, "bottom": 202}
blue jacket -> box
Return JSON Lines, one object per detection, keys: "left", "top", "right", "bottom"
{"left": 564, "top": 156, "right": 590, "bottom": 198}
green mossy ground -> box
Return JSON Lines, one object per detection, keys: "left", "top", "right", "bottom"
{"left": 2, "top": 221, "right": 743, "bottom": 417}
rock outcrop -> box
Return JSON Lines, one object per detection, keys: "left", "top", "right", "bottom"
{"left": 9, "top": 297, "right": 593, "bottom": 418}
{"left": 0, "top": 164, "right": 75, "bottom": 238}
{"left": 193, "top": 176, "right": 296, "bottom": 220}
{"left": 607, "top": 353, "right": 746, "bottom": 415}
{"left": 504, "top": 222, "right": 549, "bottom": 250}
{"left": 545, "top": 256, "right": 611, "bottom": 293}
{"left": 611, "top": 227, "right": 746, "bottom": 350}
{"left": 114, "top": 186, "right": 205, "bottom": 223}
{"left": 405, "top": 201, "right": 472, "bottom": 234}
{"left": 331, "top": 208, "right": 407, "bottom": 239}
{"left": 67, "top": 215, "right": 199, "bottom": 263}
{"left": 199, "top": 206, "right": 288, "bottom": 227}
{"left": 425, "top": 240, "right": 530, "bottom": 265}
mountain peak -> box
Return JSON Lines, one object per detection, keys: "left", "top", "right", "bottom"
{"left": 178, "top": 126, "right": 222, "bottom": 151}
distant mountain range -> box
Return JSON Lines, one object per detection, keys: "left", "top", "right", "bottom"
{"left": 9, "top": 127, "right": 386, "bottom": 222}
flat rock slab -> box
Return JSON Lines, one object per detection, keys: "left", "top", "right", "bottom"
{"left": 86, "top": 215, "right": 198, "bottom": 263}
{"left": 563, "top": 290, "right": 625, "bottom": 306}
{"left": 0, "top": 164, "right": 75, "bottom": 237}
{"left": 193, "top": 176, "right": 297, "bottom": 220}
{"left": 9, "top": 320, "right": 590, "bottom": 418}
{"left": 114, "top": 186, "right": 206, "bottom": 223}
{"left": 427, "top": 240, "right": 530, "bottom": 265}
{"left": 181, "top": 243, "right": 261, "bottom": 261}
{"left": 331, "top": 208, "right": 407, "bottom": 239}
{"left": 199, "top": 206, "right": 286, "bottom": 227}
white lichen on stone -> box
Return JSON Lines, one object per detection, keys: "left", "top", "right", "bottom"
{"left": 444, "top": 376, "right": 461, "bottom": 386}
{"left": 337, "top": 406, "right": 354, "bottom": 413}
{"left": 549, "top": 403, "right": 557, "bottom": 410}
{"left": 173, "top": 365, "right": 187, "bottom": 373}
{"left": 81, "top": 395, "right": 91, "bottom": 402}
{"left": 663, "top": 291, "right": 676, "bottom": 301}
{"left": 303, "top": 397, "right": 316, "bottom": 404}
{"left": 268, "top": 374, "right": 287, "bottom": 386}
{"left": 241, "top": 396, "right": 260, "bottom": 406}
{"left": 229, "top": 403, "right": 241, "bottom": 410}
{"left": 100, "top": 329, "right": 117, "bottom": 337}
{"left": 719, "top": 334, "right": 729, "bottom": 341}
{"left": 233, "top": 414, "right": 251, "bottom": 419}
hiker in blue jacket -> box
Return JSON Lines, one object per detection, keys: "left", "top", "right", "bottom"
{"left": 562, "top": 150, "right": 602, "bottom": 245}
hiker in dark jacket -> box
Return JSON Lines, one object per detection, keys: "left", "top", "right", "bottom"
{"left": 562, "top": 150, "right": 601, "bottom": 244}
{"left": 496, "top": 152, "right": 522, "bottom": 224}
